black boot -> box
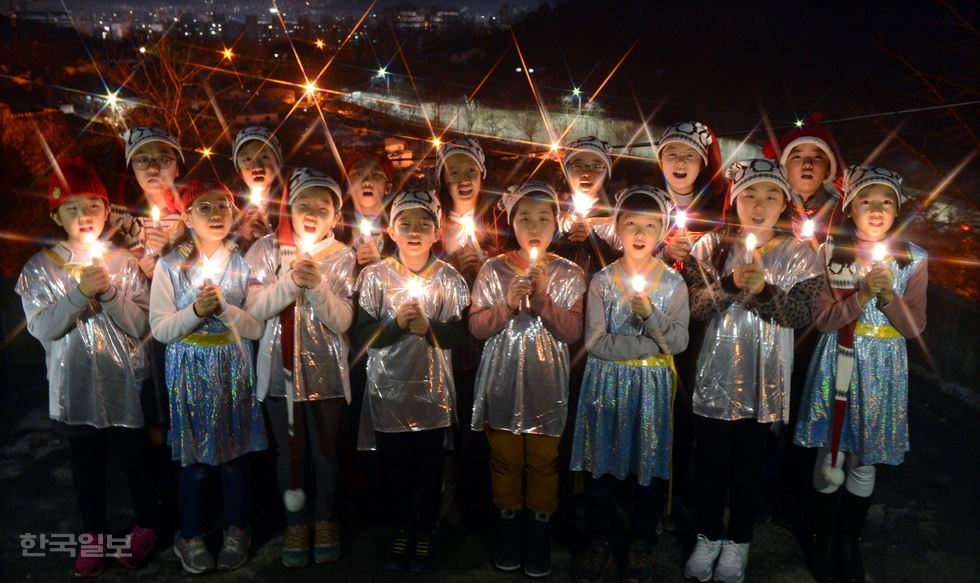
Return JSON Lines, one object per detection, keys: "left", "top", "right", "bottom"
{"left": 810, "top": 491, "right": 841, "bottom": 583}
{"left": 493, "top": 508, "right": 522, "bottom": 572}
{"left": 838, "top": 491, "right": 872, "bottom": 583}
{"left": 524, "top": 511, "right": 552, "bottom": 578}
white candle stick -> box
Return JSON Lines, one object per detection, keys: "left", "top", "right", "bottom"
{"left": 151, "top": 205, "right": 161, "bottom": 229}
{"left": 744, "top": 233, "right": 757, "bottom": 264}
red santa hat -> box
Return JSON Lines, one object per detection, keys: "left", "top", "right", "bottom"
{"left": 762, "top": 112, "right": 842, "bottom": 183}
{"left": 48, "top": 156, "right": 110, "bottom": 213}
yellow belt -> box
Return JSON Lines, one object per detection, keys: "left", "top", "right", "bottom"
{"left": 854, "top": 322, "right": 902, "bottom": 339}
{"left": 614, "top": 354, "right": 675, "bottom": 368}
{"left": 182, "top": 330, "right": 238, "bottom": 346}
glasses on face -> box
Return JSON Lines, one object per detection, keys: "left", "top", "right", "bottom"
{"left": 192, "top": 201, "right": 233, "bottom": 216}
{"left": 662, "top": 152, "right": 699, "bottom": 164}
{"left": 569, "top": 162, "right": 606, "bottom": 174}
{"left": 132, "top": 156, "right": 176, "bottom": 171}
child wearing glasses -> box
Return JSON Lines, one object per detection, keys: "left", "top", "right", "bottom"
{"left": 149, "top": 179, "right": 267, "bottom": 574}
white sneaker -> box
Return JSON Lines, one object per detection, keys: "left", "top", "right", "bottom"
{"left": 713, "top": 540, "right": 750, "bottom": 583}
{"left": 684, "top": 534, "right": 723, "bottom": 582}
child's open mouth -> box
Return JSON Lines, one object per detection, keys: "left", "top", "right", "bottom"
{"left": 457, "top": 185, "right": 474, "bottom": 198}
{"left": 578, "top": 181, "right": 593, "bottom": 191}
{"left": 209, "top": 222, "right": 225, "bottom": 231}
{"left": 406, "top": 240, "right": 422, "bottom": 248}
{"left": 632, "top": 242, "right": 646, "bottom": 250}
{"left": 801, "top": 172, "right": 814, "bottom": 180}
{"left": 528, "top": 238, "right": 542, "bottom": 247}
{"left": 303, "top": 223, "right": 318, "bottom": 234}
{"left": 751, "top": 216, "right": 767, "bottom": 225}
{"left": 252, "top": 173, "right": 266, "bottom": 183}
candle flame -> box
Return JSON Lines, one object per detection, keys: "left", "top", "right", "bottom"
{"left": 151, "top": 205, "right": 161, "bottom": 227}
{"left": 745, "top": 233, "right": 757, "bottom": 253}
{"left": 801, "top": 218, "right": 815, "bottom": 238}
{"left": 90, "top": 240, "right": 105, "bottom": 259}
{"left": 572, "top": 192, "right": 594, "bottom": 216}
{"left": 675, "top": 210, "right": 688, "bottom": 230}
{"left": 300, "top": 233, "right": 316, "bottom": 256}
{"left": 872, "top": 243, "right": 887, "bottom": 262}
{"left": 631, "top": 274, "right": 646, "bottom": 294}
{"left": 359, "top": 218, "right": 374, "bottom": 237}
{"left": 406, "top": 278, "right": 425, "bottom": 299}
{"left": 201, "top": 256, "right": 216, "bottom": 282}
{"left": 529, "top": 247, "right": 539, "bottom": 263}
{"left": 249, "top": 187, "right": 264, "bottom": 207}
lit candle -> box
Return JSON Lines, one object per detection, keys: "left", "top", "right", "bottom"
{"left": 572, "top": 192, "right": 594, "bottom": 217}
{"left": 249, "top": 186, "right": 264, "bottom": 208}
{"left": 90, "top": 240, "right": 105, "bottom": 266}
{"left": 405, "top": 277, "right": 426, "bottom": 317}
{"left": 300, "top": 233, "right": 316, "bottom": 258}
{"left": 151, "top": 205, "right": 161, "bottom": 229}
{"left": 359, "top": 218, "right": 374, "bottom": 240}
{"left": 744, "top": 232, "right": 757, "bottom": 264}
{"left": 871, "top": 243, "right": 887, "bottom": 263}
{"left": 801, "top": 218, "right": 815, "bottom": 239}
{"left": 459, "top": 215, "right": 482, "bottom": 253}
{"left": 524, "top": 247, "right": 540, "bottom": 310}
{"left": 631, "top": 274, "right": 646, "bottom": 294}
{"left": 201, "top": 256, "right": 216, "bottom": 287}
{"left": 675, "top": 209, "right": 688, "bottom": 233}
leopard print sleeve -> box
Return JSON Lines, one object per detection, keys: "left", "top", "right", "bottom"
{"left": 754, "top": 275, "right": 824, "bottom": 328}
{"left": 683, "top": 257, "right": 737, "bottom": 322}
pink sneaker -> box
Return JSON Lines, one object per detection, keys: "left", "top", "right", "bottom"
{"left": 74, "top": 533, "right": 105, "bottom": 578}
{"left": 116, "top": 525, "right": 157, "bottom": 568}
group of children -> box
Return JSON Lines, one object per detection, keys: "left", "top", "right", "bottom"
{"left": 18, "top": 117, "right": 927, "bottom": 583}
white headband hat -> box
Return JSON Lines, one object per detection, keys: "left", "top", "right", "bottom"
{"left": 562, "top": 136, "right": 613, "bottom": 178}
{"left": 232, "top": 126, "right": 283, "bottom": 172}
{"left": 726, "top": 159, "right": 791, "bottom": 204}
{"left": 389, "top": 188, "right": 442, "bottom": 227}
{"left": 612, "top": 185, "right": 673, "bottom": 245}
{"left": 287, "top": 167, "right": 343, "bottom": 210}
{"left": 122, "top": 127, "right": 184, "bottom": 166}
{"left": 437, "top": 137, "right": 486, "bottom": 179}
{"left": 656, "top": 121, "right": 713, "bottom": 165}
{"left": 842, "top": 165, "right": 905, "bottom": 209}
{"left": 498, "top": 181, "right": 561, "bottom": 223}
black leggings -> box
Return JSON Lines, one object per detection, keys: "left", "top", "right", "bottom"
{"left": 65, "top": 425, "right": 158, "bottom": 534}
{"left": 694, "top": 416, "right": 770, "bottom": 543}
{"left": 377, "top": 429, "right": 445, "bottom": 532}
{"left": 586, "top": 474, "right": 666, "bottom": 545}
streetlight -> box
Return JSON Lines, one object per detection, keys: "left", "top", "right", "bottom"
{"left": 572, "top": 86, "right": 582, "bottom": 111}
{"left": 315, "top": 39, "right": 325, "bottom": 49}
{"left": 104, "top": 91, "right": 119, "bottom": 108}
{"left": 376, "top": 67, "right": 390, "bottom": 94}
{"left": 222, "top": 47, "right": 233, "bottom": 60}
